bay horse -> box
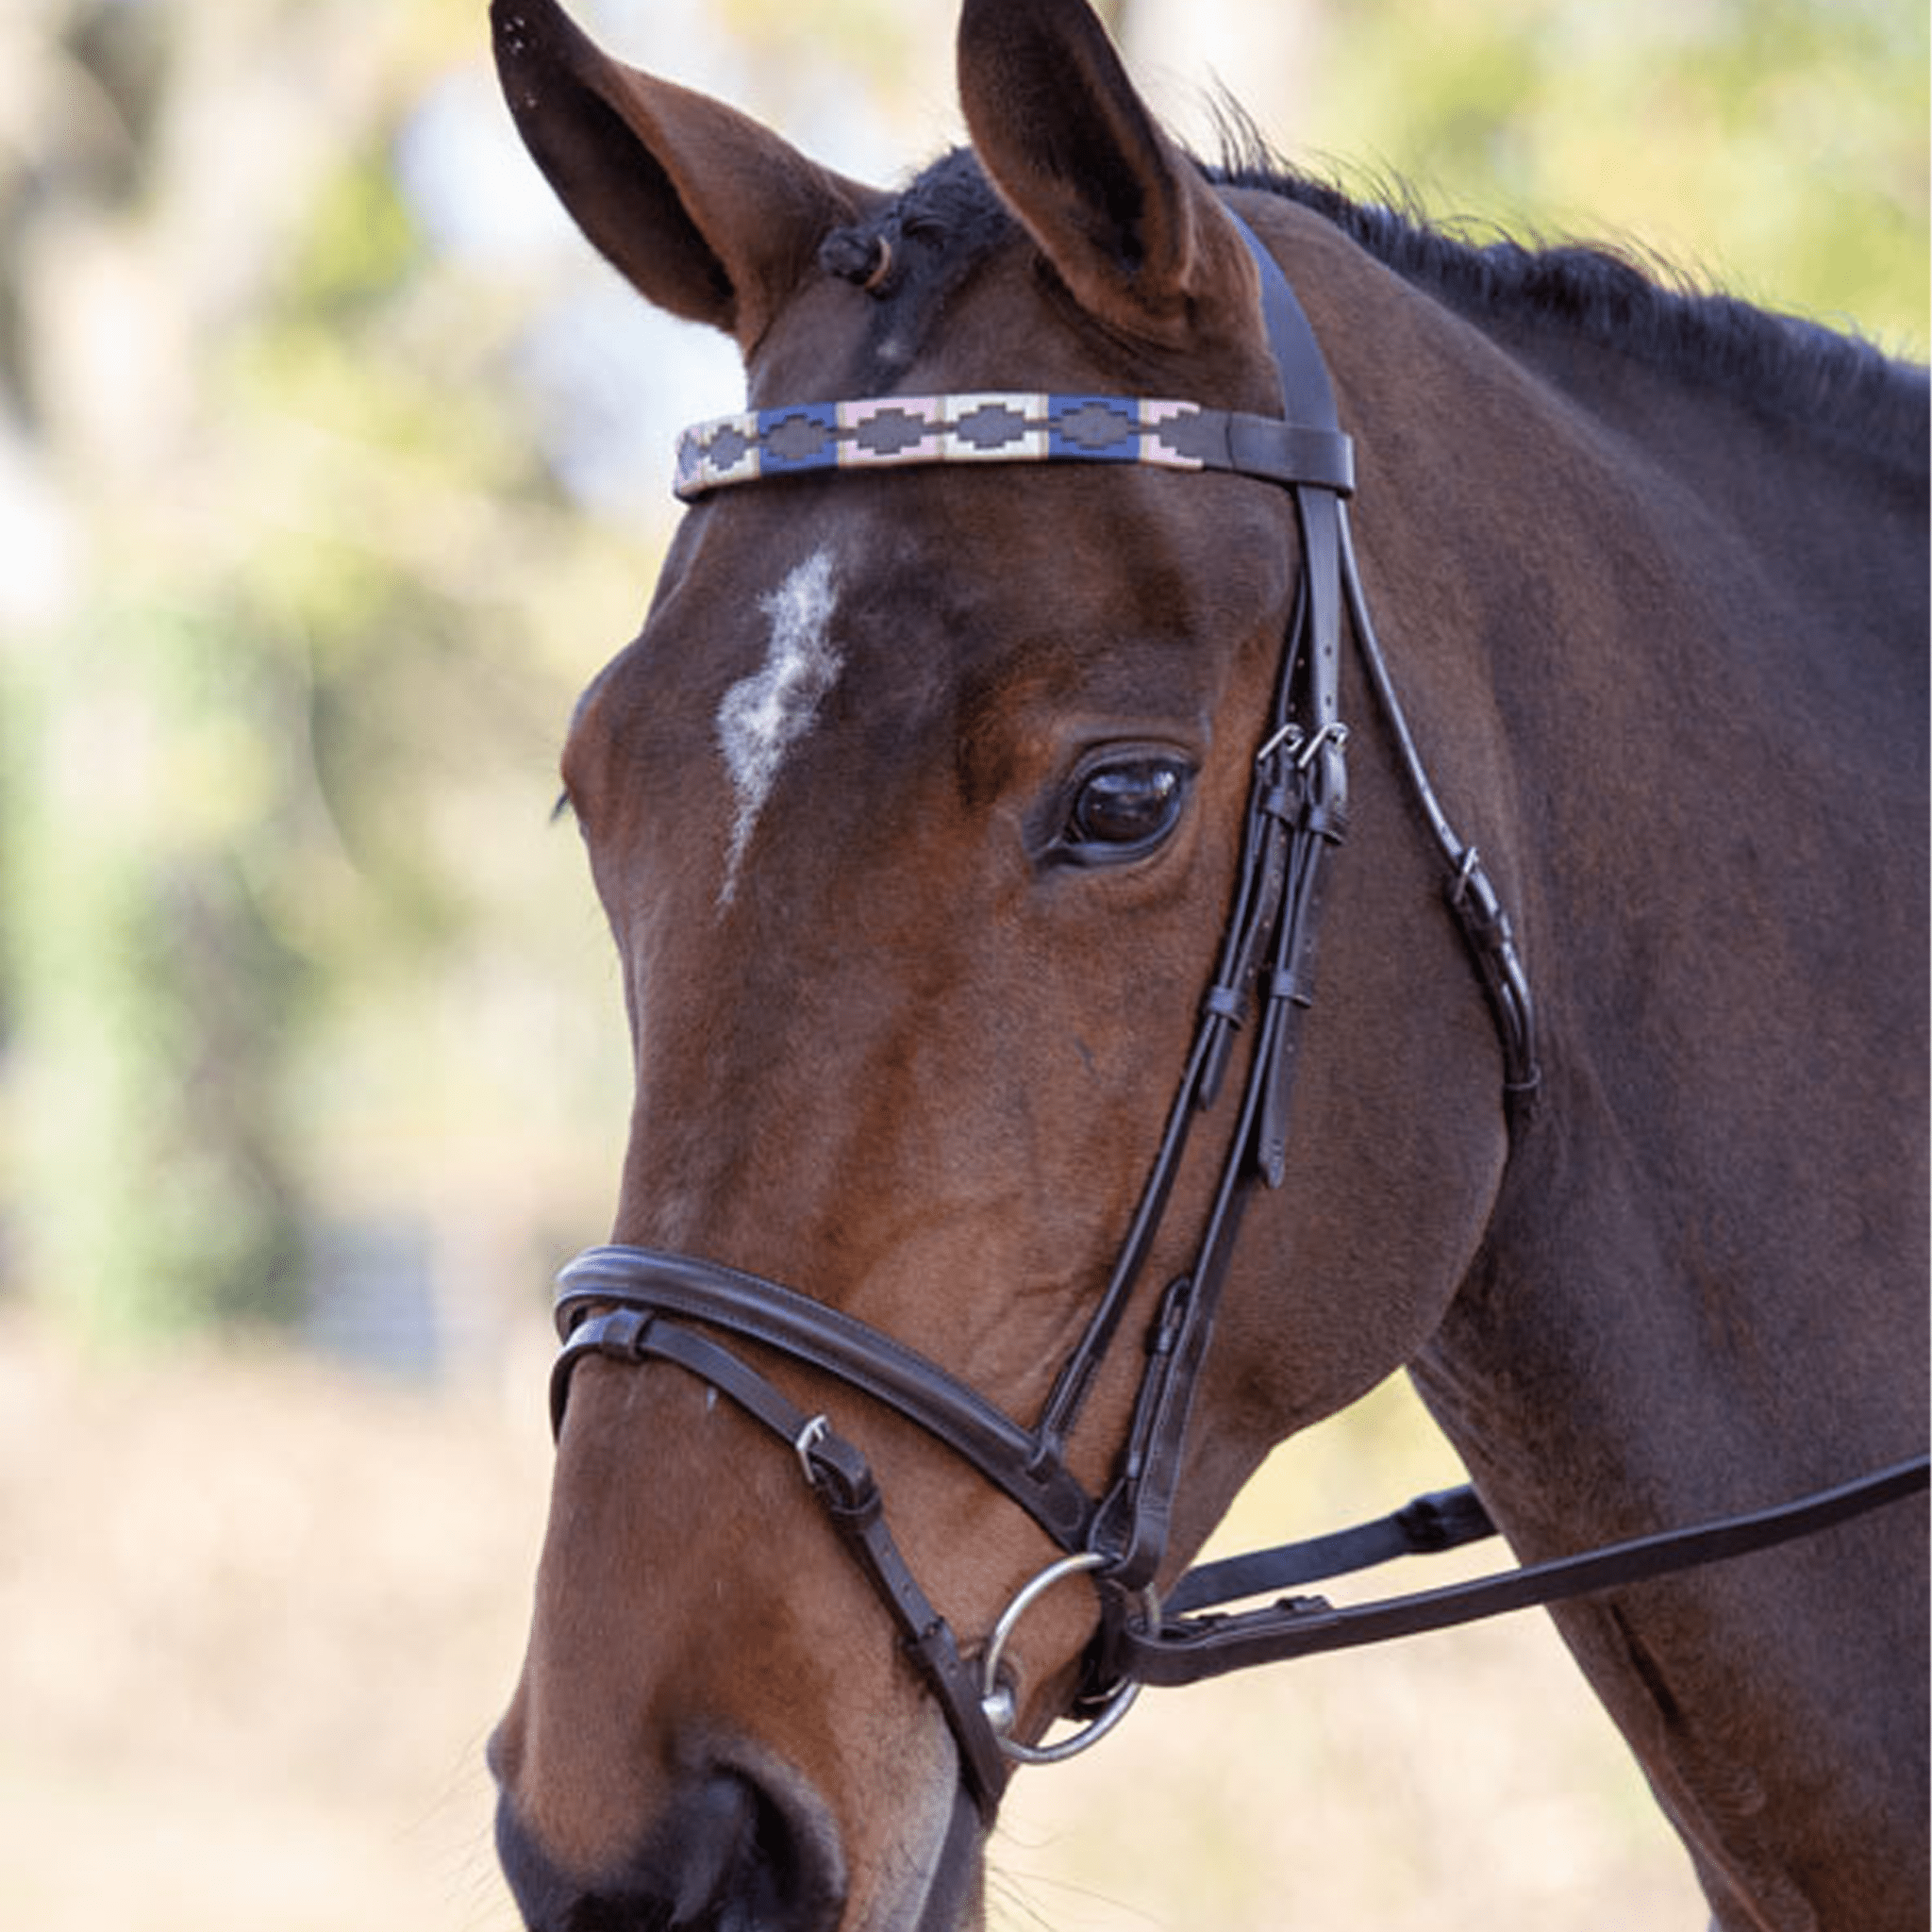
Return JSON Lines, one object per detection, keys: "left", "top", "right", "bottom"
{"left": 484, "top": 0, "right": 1929, "bottom": 1925}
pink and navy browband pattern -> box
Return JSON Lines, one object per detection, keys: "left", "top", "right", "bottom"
{"left": 673, "top": 391, "right": 1356, "bottom": 501}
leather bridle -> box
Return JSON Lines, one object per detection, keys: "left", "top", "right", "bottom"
{"left": 544, "top": 211, "right": 1930, "bottom": 1817}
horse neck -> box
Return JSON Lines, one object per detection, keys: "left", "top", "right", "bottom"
{"left": 1341, "top": 291, "right": 1930, "bottom": 1539}
{"left": 1493, "top": 306, "right": 1924, "bottom": 606}
{"left": 1352, "top": 298, "right": 1929, "bottom": 1916}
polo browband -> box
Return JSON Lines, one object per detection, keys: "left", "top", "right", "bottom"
{"left": 546, "top": 208, "right": 1928, "bottom": 1817}
{"left": 673, "top": 391, "right": 1355, "bottom": 499}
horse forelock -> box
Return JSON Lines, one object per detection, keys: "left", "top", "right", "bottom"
{"left": 821, "top": 147, "right": 1016, "bottom": 290}
{"left": 817, "top": 149, "right": 1021, "bottom": 381}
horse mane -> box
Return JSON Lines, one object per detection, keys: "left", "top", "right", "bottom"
{"left": 823, "top": 140, "right": 1929, "bottom": 474}
{"left": 1209, "top": 125, "right": 1928, "bottom": 475}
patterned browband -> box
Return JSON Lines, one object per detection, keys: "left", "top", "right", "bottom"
{"left": 674, "top": 391, "right": 1355, "bottom": 501}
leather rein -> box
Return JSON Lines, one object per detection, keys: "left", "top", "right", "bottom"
{"left": 545, "top": 211, "right": 1931, "bottom": 1816}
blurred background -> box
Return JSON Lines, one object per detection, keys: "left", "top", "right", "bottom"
{"left": 0, "top": 0, "right": 1923, "bottom": 1926}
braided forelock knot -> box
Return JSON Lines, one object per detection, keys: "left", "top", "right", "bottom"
{"left": 819, "top": 221, "right": 898, "bottom": 296}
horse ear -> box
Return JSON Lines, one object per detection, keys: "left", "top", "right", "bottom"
{"left": 956, "top": 0, "right": 1248, "bottom": 351}
{"left": 491, "top": 0, "right": 875, "bottom": 350}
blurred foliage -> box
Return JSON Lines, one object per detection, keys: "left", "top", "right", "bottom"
{"left": 0, "top": 0, "right": 1922, "bottom": 1355}
{"left": 1285, "top": 0, "right": 1928, "bottom": 347}
{"left": 1, "top": 0, "right": 647, "bottom": 1346}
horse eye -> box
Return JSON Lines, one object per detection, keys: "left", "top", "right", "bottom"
{"left": 1067, "top": 758, "right": 1190, "bottom": 853}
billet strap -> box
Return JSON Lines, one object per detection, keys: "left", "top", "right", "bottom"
{"left": 551, "top": 1300, "right": 1012, "bottom": 1813}
{"left": 674, "top": 391, "right": 1355, "bottom": 500}
{"left": 1112, "top": 1454, "right": 1931, "bottom": 1688}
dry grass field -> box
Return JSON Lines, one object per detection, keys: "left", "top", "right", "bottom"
{"left": 0, "top": 1311, "right": 1702, "bottom": 1930}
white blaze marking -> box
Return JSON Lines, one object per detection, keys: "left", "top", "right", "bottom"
{"left": 715, "top": 548, "right": 843, "bottom": 906}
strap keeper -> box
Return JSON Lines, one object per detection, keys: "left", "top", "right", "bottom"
{"left": 808, "top": 1431, "right": 882, "bottom": 1525}
{"left": 1393, "top": 1485, "right": 1496, "bottom": 1554}
{"left": 818, "top": 1466, "right": 882, "bottom": 1531}
{"left": 1266, "top": 965, "right": 1313, "bottom": 1008}
{"left": 1201, "top": 984, "right": 1245, "bottom": 1026}
{"left": 1301, "top": 798, "right": 1348, "bottom": 843}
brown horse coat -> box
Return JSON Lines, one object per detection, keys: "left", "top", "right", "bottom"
{"left": 487, "top": 1, "right": 1929, "bottom": 1925}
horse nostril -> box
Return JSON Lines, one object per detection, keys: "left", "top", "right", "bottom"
{"left": 665, "top": 1761, "right": 845, "bottom": 1931}
{"left": 669, "top": 1771, "right": 761, "bottom": 1924}
{"left": 494, "top": 1754, "right": 845, "bottom": 1932}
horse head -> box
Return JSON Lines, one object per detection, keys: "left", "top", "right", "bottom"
{"left": 485, "top": 0, "right": 1510, "bottom": 1922}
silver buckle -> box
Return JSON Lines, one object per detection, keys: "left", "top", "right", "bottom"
{"left": 792, "top": 1412, "right": 831, "bottom": 1488}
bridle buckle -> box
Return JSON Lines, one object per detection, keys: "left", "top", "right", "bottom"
{"left": 793, "top": 1412, "right": 832, "bottom": 1488}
